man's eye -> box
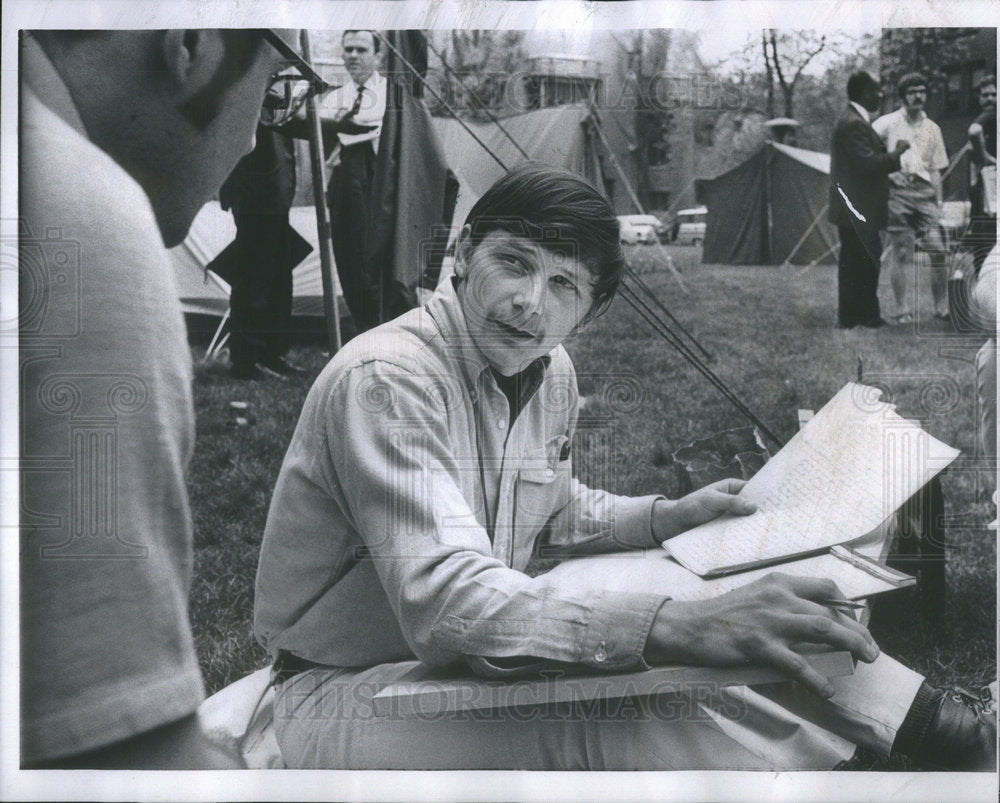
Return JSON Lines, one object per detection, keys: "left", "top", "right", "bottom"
{"left": 502, "top": 257, "right": 529, "bottom": 272}
{"left": 550, "top": 275, "right": 576, "bottom": 291}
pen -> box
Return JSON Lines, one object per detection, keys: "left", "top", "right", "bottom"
{"left": 818, "top": 598, "right": 867, "bottom": 614}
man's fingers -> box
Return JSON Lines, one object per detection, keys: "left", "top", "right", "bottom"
{"left": 712, "top": 478, "right": 747, "bottom": 495}
{"left": 788, "top": 611, "right": 879, "bottom": 663}
{"left": 759, "top": 644, "right": 836, "bottom": 698}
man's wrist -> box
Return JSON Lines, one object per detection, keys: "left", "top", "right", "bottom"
{"left": 651, "top": 497, "right": 678, "bottom": 544}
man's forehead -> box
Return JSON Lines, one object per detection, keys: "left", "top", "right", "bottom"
{"left": 343, "top": 31, "right": 375, "bottom": 49}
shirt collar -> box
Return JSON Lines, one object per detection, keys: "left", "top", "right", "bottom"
{"left": 21, "top": 34, "right": 88, "bottom": 137}
{"left": 350, "top": 71, "right": 382, "bottom": 92}
{"left": 849, "top": 101, "right": 871, "bottom": 124}
{"left": 424, "top": 276, "right": 551, "bottom": 399}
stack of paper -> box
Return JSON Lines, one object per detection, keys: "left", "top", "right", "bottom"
{"left": 663, "top": 382, "right": 959, "bottom": 576}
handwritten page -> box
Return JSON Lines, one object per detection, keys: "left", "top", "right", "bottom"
{"left": 663, "top": 383, "right": 960, "bottom": 576}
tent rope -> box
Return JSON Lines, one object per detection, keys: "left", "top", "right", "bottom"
{"left": 380, "top": 32, "right": 782, "bottom": 447}
{"left": 423, "top": 36, "right": 532, "bottom": 162}
{"left": 375, "top": 32, "right": 509, "bottom": 172}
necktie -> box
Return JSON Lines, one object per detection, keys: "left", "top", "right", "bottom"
{"left": 347, "top": 84, "right": 365, "bottom": 118}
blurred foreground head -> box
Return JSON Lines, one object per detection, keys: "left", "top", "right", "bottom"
{"left": 34, "top": 29, "right": 298, "bottom": 246}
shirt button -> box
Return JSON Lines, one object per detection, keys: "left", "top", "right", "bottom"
{"left": 545, "top": 468, "right": 554, "bottom": 477}
{"left": 497, "top": 419, "right": 505, "bottom": 429}
{"left": 594, "top": 642, "right": 607, "bottom": 663}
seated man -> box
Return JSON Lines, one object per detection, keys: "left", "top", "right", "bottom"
{"left": 253, "top": 165, "right": 995, "bottom": 770}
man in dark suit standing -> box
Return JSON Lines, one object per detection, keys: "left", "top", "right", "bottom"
{"left": 217, "top": 124, "right": 308, "bottom": 379}
{"left": 829, "top": 71, "right": 910, "bottom": 328}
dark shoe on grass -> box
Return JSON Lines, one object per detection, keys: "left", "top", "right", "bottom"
{"left": 894, "top": 681, "right": 997, "bottom": 770}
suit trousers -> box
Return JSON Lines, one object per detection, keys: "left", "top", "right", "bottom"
{"left": 838, "top": 223, "right": 882, "bottom": 328}
{"left": 229, "top": 211, "right": 294, "bottom": 369}
{"left": 328, "top": 142, "right": 380, "bottom": 334}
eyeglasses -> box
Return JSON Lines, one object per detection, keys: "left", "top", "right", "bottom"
{"left": 904, "top": 88, "right": 927, "bottom": 96}
{"left": 259, "top": 29, "right": 329, "bottom": 128}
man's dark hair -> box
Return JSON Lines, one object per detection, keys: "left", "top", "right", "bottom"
{"left": 897, "top": 72, "right": 928, "bottom": 98}
{"left": 462, "top": 163, "right": 625, "bottom": 322}
{"left": 343, "top": 29, "right": 380, "bottom": 54}
{"left": 978, "top": 74, "right": 997, "bottom": 92}
{"left": 846, "top": 71, "right": 878, "bottom": 103}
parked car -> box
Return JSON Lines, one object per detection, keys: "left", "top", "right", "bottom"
{"left": 674, "top": 206, "right": 707, "bottom": 246}
{"left": 617, "top": 214, "right": 663, "bottom": 245}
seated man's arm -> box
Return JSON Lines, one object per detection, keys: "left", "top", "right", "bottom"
{"left": 328, "top": 362, "right": 667, "bottom": 675}
{"left": 644, "top": 574, "right": 881, "bottom": 698}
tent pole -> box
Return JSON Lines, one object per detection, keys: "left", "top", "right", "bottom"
{"left": 781, "top": 202, "right": 829, "bottom": 268}
{"left": 301, "top": 30, "right": 341, "bottom": 354}
{"left": 763, "top": 142, "right": 774, "bottom": 264}
{"left": 589, "top": 111, "right": 685, "bottom": 288}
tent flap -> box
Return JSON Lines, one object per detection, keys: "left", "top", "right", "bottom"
{"left": 700, "top": 142, "right": 837, "bottom": 266}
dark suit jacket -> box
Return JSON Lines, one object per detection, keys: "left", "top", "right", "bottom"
{"left": 828, "top": 105, "right": 901, "bottom": 230}
{"left": 219, "top": 125, "right": 296, "bottom": 217}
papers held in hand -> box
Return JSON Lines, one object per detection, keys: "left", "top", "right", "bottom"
{"left": 662, "top": 382, "right": 959, "bottom": 577}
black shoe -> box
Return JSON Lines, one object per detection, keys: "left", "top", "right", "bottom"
{"left": 895, "top": 682, "right": 997, "bottom": 770}
{"left": 260, "top": 356, "right": 307, "bottom": 376}
{"left": 860, "top": 318, "right": 889, "bottom": 329}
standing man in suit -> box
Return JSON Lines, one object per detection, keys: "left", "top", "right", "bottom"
{"left": 829, "top": 71, "right": 910, "bottom": 329}
{"left": 218, "top": 124, "right": 308, "bottom": 380}
{"left": 322, "top": 29, "right": 387, "bottom": 335}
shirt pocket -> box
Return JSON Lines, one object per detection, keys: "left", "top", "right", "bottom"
{"left": 512, "top": 435, "right": 572, "bottom": 564}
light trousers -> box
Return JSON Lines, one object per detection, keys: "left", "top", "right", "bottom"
{"left": 272, "top": 653, "right": 924, "bottom": 770}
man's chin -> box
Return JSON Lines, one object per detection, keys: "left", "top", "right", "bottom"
{"left": 157, "top": 208, "right": 197, "bottom": 249}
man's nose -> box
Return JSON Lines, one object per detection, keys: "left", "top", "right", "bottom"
{"left": 512, "top": 273, "right": 545, "bottom": 315}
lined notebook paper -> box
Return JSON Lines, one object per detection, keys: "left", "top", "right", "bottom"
{"left": 663, "top": 383, "right": 959, "bottom": 577}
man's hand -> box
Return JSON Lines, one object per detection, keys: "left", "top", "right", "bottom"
{"left": 651, "top": 478, "right": 756, "bottom": 543}
{"left": 644, "top": 574, "right": 880, "bottom": 698}
{"left": 893, "top": 138, "right": 911, "bottom": 156}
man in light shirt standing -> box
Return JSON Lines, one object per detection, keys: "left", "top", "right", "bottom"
{"left": 873, "top": 72, "right": 951, "bottom": 323}
{"left": 322, "top": 29, "right": 388, "bottom": 334}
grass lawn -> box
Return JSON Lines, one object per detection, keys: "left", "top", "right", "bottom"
{"left": 187, "top": 243, "right": 995, "bottom": 769}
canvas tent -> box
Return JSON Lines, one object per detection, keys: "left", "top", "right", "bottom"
{"left": 170, "top": 102, "right": 619, "bottom": 330}
{"left": 170, "top": 202, "right": 335, "bottom": 323}
{"left": 696, "top": 141, "right": 838, "bottom": 266}
{"left": 431, "top": 103, "right": 604, "bottom": 238}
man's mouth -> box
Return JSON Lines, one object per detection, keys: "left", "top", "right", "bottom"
{"left": 494, "top": 320, "right": 538, "bottom": 341}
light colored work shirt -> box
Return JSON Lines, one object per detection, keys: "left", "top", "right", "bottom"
{"left": 319, "top": 72, "right": 386, "bottom": 151}
{"left": 254, "top": 279, "right": 667, "bottom": 676}
{"left": 872, "top": 107, "right": 948, "bottom": 186}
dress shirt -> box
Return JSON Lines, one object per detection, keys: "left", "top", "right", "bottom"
{"left": 319, "top": 72, "right": 386, "bottom": 151}
{"left": 849, "top": 101, "right": 871, "bottom": 124}
{"left": 254, "top": 279, "right": 668, "bottom": 676}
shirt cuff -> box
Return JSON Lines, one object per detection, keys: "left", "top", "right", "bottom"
{"left": 613, "top": 494, "right": 665, "bottom": 550}
{"left": 578, "top": 590, "right": 666, "bottom": 672}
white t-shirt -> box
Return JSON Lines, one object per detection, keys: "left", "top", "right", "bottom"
{"left": 872, "top": 107, "right": 949, "bottom": 185}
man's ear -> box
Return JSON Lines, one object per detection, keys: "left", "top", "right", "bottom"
{"left": 160, "top": 30, "right": 226, "bottom": 100}
{"left": 453, "top": 223, "right": 473, "bottom": 279}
